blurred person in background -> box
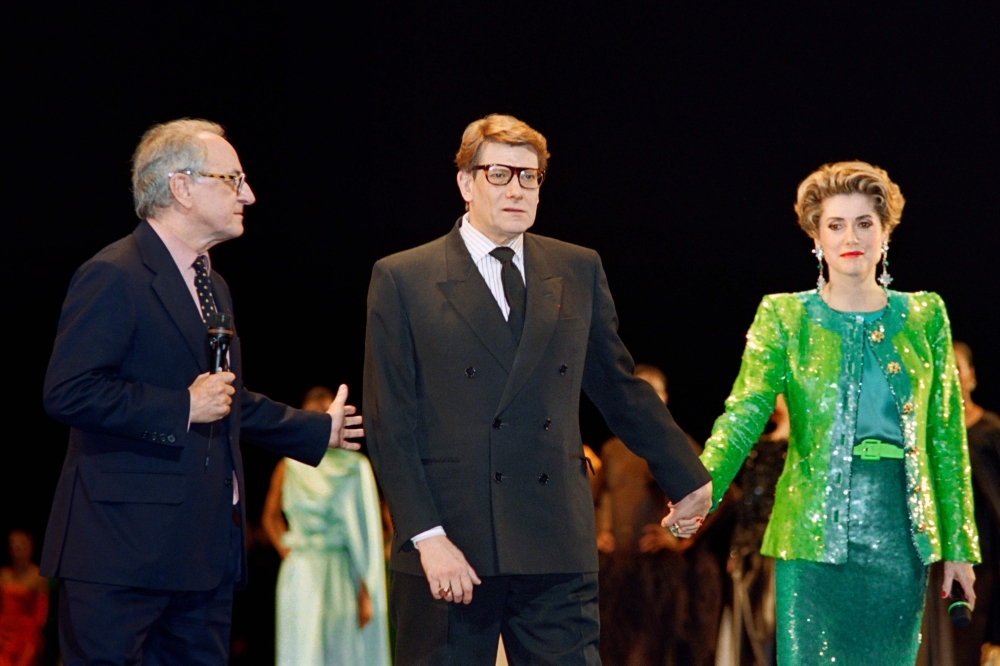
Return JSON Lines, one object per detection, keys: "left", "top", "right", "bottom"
{"left": 597, "top": 365, "right": 727, "bottom": 666}
{"left": 700, "top": 161, "right": 979, "bottom": 665}
{"left": 919, "top": 342, "right": 1000, "bottom": 666}
{"left": 716, "top": 395, "right": 788, "bottom": 666}
{"left": 0, "top": 530, "right": 48, "bottom": 666}
{"left": 262, "top": 386, "right": 391, "bottom": 666}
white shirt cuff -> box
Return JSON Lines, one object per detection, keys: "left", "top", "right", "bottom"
{"left": 411, "top": 526, "right": 446, "bottom": 549}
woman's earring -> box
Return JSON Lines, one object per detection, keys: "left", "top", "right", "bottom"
{"left": 877, "top": 241, "right": 893, "bottom": 288}
{"left": 812, "top": 244, "right": 826, "bottom": 291}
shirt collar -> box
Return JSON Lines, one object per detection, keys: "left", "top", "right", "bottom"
{"left": 458, "top": 213, "right": 524, "bottom": 263}
{"left": 147, "top": 219, "right": 209, "bottom": 273}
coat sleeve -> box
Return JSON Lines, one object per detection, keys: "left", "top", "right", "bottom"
{"left": 363, "top": 261, "right": 442, "bottom": 544}
{"left": 42, "top": 259, "right": 190, "bottom": 442}
{"left": 924, "top": 293, "right": 980, "bottom": 563}
{"left": 700, "top": 295, "right": 788, "bottom": 508}
{"left": 580, "top": 253, "right": 711, "bottom": 503}
{"left": 239, "top": 389, "right": 330, "bottom": 467}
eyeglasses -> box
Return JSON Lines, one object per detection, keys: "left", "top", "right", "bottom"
{"left": 169, "top": 170, "right": 247, "bottom": 194}
{"left": 473, "top": 164, "right": 545, "bottom": 189}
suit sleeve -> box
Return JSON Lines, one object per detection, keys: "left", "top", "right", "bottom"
{"left": 42, "top": 259, "right": 190, "bottom": 442}
{"left": 363, "top": 261, "right": 441, "bottom": 544}
{"left": 580, "top": 254, "right": 711, "bottom": 502}
{"left": 239, "top": 388, "right": 330, "bottom": 467}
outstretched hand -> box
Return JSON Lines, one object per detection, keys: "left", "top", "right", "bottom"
{"left": 661, "top": 480, "right": 712, "bottom": 538}
{"left": 327, "top": 384, "right": 364, "bottom": 450}
{"left": 417, "top": 535, "right": 482, "bottom": 604}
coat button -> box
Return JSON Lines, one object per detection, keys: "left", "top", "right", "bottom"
{"left": 538, "top": 473, "right": 549, "bottom": 484}
{"left": 224, "top": 477, "right": 233, "bottom": 488}
{"left": 465, "top": 366, "right": 476, "bottom": 378}
{"left": 559, "top": 364, "right": 568, "bottom": 375}
{"left": 901, "top": 401, "right": 914, "bottom": 415}
{"left": 494, "top": 472, "right": 503, "bottom": 483}
{"left": 543, "top": 419, "right": 552, "bottom": 430}
{"left": 887, "top": 361, "right": 901, "bottom": 374}
{"left": 493, "top": 418, "right": 502, "bottom": 429}
{"left": 167, "top": 434, "right": 176, "bottom": 443}
{"left": 870, "top": 329, "right": 885, "bottom": 343}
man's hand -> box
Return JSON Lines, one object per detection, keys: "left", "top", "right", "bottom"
{"left": 943, "top": 561, "right": 977, "bottom": 610}
{"left": 189, "top": 372, "right": 236, "bottom": 423}
{"left": 660, "top": 480, "right": 712, "bottom": 538}
{"left": 417, "top": 535, "right": 482, "bottom": 604}
{"left": 327, "top": 384, "right": 364, "bottom": 450}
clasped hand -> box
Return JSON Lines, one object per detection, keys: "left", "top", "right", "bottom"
{"left": 660, "top": 480, "right": 712, "bottom": 539}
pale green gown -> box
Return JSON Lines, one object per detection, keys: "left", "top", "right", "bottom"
{"left": 276, "top": 449, "right": 391, "bottom": 666}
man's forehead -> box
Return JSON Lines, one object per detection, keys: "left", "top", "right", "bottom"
{"left": 478, "top": 142, "right": 539, "bottom": 167}
{"left": 200, "top": 132, "right": 242, "bottom": 170}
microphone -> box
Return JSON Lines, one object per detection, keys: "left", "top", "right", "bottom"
{"left": 948, "top": 581, "right": 972, "bottom": 628}
{"left": 206, "top": 312, "right": 233, "bottom": 374}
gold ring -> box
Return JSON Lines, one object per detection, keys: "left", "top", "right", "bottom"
{"left": 438, "top": 586, "right": 452, "bottom": 597}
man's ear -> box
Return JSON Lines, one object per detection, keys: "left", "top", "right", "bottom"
{"left": 168, "top": 173, "right": 196, "bottom": 210}
{"left": 456, "top": 170, "right": 474, "bottom": 204}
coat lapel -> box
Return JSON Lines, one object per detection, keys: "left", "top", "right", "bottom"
{"left": 496, "top": 235, "right": 563, "bottom": 414}
{"left": 135, "top": 221, "right": 209, "bottom": 370}
{"left": 437, "top": 223, "right": 518, "bottom": 372}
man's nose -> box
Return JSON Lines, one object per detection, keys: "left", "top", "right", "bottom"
{"left": 239, "top": 182, "right": 256, "bottom": 205}
{"left": 504, "top": 178, "right": 524, "bottom": 198}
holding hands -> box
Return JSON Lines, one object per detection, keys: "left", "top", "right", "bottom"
{"left": 660, "top": 480, "right": 712, "bottom": 539}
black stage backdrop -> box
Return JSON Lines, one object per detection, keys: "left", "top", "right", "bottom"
{"left": 3, "top": 1, "right": 997, "bottom": 648}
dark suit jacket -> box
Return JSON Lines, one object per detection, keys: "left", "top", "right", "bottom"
{"left": 41, "top": 221, "right": 330, "bottom": 591}
{"left": 364, "top": 221, "right": 710, "bottom": 577}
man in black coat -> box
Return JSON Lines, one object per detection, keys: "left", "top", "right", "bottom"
{"left": 41, "top": 119, "right": 362, "bottom": 665}
{"left": 364, "top": 114, "right": 712, "bottom": 665}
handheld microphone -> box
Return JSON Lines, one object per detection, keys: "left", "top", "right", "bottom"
{"left": 948, "top": 581, "right": 973, "bottom": 628}
{"left": 206, "top": 312, "right": 233, "bottom": 374}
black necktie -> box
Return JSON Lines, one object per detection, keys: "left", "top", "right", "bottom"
{"left": 490, "top": 247, "right": 525, "bottom": 343}
{"left": 193, "top": 256, "right": 218, "bottom": 322}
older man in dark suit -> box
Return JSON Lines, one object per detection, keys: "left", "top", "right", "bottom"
{"left": 41, "top": 119, "right": 362, "bottom": 665}
{"left": 364, "top": 114, "right": 712, "bottom": 665}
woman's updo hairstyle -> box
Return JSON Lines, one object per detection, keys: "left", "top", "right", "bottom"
{"left": 794, "top": 161, "right": 905, "bottom": 238}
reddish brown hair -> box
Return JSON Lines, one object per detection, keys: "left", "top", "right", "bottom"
{"left": 455, "top": 114, "right": 550, "bottom": 172}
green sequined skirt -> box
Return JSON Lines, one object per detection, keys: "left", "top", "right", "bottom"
{"left": 775, "top": 454, "right": 928, "bottom": 665}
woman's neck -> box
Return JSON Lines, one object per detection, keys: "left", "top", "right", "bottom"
{"left": 820, "top": 274, "right": 887, "bottom": 313}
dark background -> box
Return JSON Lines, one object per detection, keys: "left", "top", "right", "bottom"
{"left": 3, "top": 3, "right": 998, "bottom": 660}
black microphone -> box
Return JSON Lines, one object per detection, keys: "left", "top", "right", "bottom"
{"left": 948, "top": 580, "right": 973, "bottom": 628}
{"left": 206, "top": 312, "right": 233, "bottom": 374}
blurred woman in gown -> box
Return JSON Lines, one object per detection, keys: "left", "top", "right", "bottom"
{"left": 0, "top": 530, "right": 48, "bottom": 666}
{"left": 262, "top": 387, "right": 390, "bottom": 666}
{"left": 698, "top": 161, "right": 979, "bottom": 665}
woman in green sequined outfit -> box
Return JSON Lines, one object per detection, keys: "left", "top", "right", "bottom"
{"left": 698, "top": 161, "right": 979, "bottom": 665}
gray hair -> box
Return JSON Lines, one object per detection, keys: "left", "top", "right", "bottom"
{"left": 131, "top": 119, "right": 225, "bottom": 219}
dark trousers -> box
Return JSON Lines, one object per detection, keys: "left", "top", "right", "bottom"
{"left": 391, "top": 570, "right": 601, "bottom": 666}
{"left": 58, "top": 514, "right": 241, "bottom": 666}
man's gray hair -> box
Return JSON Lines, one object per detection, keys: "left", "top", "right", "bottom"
{"left": 131, "top": 119, "right": 225, "bottom": 219}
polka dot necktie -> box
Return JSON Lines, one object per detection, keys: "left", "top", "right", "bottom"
{"left": 489, "top": 247, "right": 525, "bottom": 344}
{"left": 193, "top": 255, "right": 218, "bottom": 322}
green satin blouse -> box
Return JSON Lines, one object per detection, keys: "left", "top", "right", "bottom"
{"left": 701, "top": 290, "right": 980, "bottom": 565}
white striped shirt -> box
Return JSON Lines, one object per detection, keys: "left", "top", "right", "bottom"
{"left": 458, "top": 213, "right": 525, "bottom": 321}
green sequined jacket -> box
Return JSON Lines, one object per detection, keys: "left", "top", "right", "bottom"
{"left": 701, "top": 290, "right": 980, "bottom": 565}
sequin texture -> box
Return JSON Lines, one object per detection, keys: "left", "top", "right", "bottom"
{"left": 700, "top": 290, "right": 979, "bottom": 566}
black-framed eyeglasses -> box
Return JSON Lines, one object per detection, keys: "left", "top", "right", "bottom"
{"left": 473, "top": 164, "right": 545, "bottom": 189}
{"left": 169, "top": 169, "right": 247, "bottom": 194}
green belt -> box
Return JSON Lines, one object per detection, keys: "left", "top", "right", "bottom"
{"left": 853, "top": 438, "right": 904, "bottom": 461}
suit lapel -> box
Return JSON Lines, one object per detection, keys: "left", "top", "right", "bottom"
{"left": 496, "top": 235, "right": 563, "bottom": 414}
{"left": 135, "top": 221, "right": 209, "bottom": 370}
{"left": 437, "top": 223, "right": 518, "bottom": 372}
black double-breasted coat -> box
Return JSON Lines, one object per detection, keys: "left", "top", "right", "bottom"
{"left": 364, "top": 221, "right": 710, "bottom": 577}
